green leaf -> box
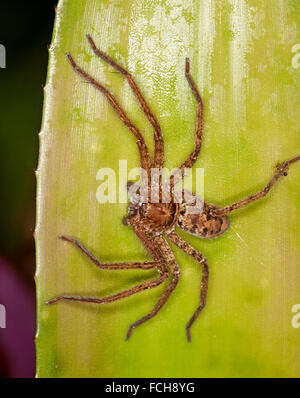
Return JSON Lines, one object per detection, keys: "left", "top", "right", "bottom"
{"left": 36, "top": 0, "right": 300, "bottom": 377}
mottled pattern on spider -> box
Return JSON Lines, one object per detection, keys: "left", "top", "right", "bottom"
{"left": 46, "top": 35, "right": 300, "bottom": 341}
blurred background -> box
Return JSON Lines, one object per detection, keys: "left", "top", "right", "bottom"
{"left": 0, "top": 0, "right": 57, "bottom": 377}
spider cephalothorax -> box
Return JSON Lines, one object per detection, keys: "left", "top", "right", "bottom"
{"left": 46, "top": 35, "right": 300, "bottom": 341}
{"left": 123, "top": 199, "right": 179, "bottom": 232}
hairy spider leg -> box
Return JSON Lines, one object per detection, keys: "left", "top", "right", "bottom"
{"left": 45, "top": 273, "right": 168, "bottom": 306}
{"left": 86, "top": 35, "right": 164, "bottom": 171}
{"left": 66, "top": 52, "right": 151, "bottom": 196}
{"left": 181, "top": 58, "right": 204, "bottom": 172}
{"left": 56, "top": 235, "right": 159, "bottom": 270}
{"left": 167, "top": 231, "right": 208, "bottom": 342}
{"left": 126, "top": 234, "right": 180, "bottom": 340}
{"left": 46, "top": 227, "right": 169, "bottom": 317}
{"left": 167, "top": 58, "right": 204, "bottom": 198}
{"left": 215, "top": 155, "right": 300, "bottom": 216}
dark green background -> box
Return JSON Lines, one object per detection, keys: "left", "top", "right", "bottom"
{"left": 0, "top": 1, "right": 56, "bottom": 285}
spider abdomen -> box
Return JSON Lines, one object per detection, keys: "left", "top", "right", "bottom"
{"left": 177, "top": 202, "right": 230, "bottom": 239}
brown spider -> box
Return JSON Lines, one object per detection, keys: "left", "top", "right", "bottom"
{"left": 46, "top": 35, "right": 300, "bottom": 341}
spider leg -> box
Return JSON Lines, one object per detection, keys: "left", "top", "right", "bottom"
{"left": 58, "top": 235, "right": 159, "bottom": 270}
{"left": 47, "top": 226, "right": 169, "bottom": 306}
{"left": 126, "top": 234, "right": 180, "bottom": 340}
{"left": 168, "top": 58, "right": 204, "bottom": 194}
{"left": 183, "top": 58, "right": 204, "bottom": 172}
{"left": 167, "top": 231, "right": 208, "bottom": 342}
{"left": 45, "top": 271, "right": 168, "bottom": 306}
{"left": 87, "top": 35, "right": 164, "bottom": 170}
{"left": 66, "top": 52, "right": 151, "bottom": 187}
{"left": 214, "top": 155, "right": 300, "bottom": 216}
